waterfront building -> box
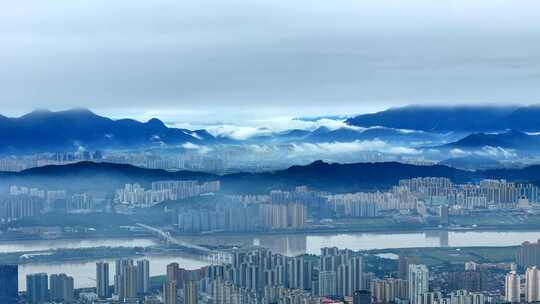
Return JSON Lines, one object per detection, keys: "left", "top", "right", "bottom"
{"left": 50, "top": 273, "right": 74, "bottom": 303}
{"left": 137, "top": 259, "right": 150, "bottom": 295}
{"left": 96, "top": 262, "right": 110, "bottom": 298}
{"left": 26, "top": 273, "right": 49, "bottom": 304}
{"left": 114, "top": 258, "right": 138, "bottom": 301}
{"left": 0, "top": 264, "right": 18, "bottom": 304}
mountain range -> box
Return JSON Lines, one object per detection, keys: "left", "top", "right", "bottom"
{"left": 4, "top": 105, "right": 540, "bottom": 155}
{"left": 0, "top": 109, "right": 218, "bottom": 154}
{"left": 4, "top": 160, "right": 540, "bottom": 193}
{"left": 346, "top": 105, "right": 540, "bottom": 132}
{"left": 438, "top": 130, "right": 540, "bottom": 152}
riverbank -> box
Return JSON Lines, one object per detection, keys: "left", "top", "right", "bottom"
{"left": 5, "top": 212, "right": 540, "bottom": 240}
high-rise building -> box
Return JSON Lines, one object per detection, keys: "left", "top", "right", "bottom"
{"left": 526, "top": 266, "right": 540, "bottom": 303}
{"left": 163, "top": 281, "right": 177, "bottom": 304}
{"left": 166, "top": 262, "right": 193, "bottom": 291}
{"left": 96, "top": 262, "right": 110, "bottom": 298}
{"left": 319, "top": 248, "right": 362, "bottom": 297}
{"left": 184, "top": 280, "right": 198, "bottom": 304}
{"left": 447, "top": 270, "right": 486, "bottom": 292}
{"left": 26, "top": 273, "right": 48, "bottom": 304}
{"left": 115, "top": 258, "right": 131, "bottom": 298}
{"left": 517, "top": 240, "right": 540, "bottom": 268}
{"left": 114, "top": 258, "right": 138, "bottom": 301}
{"left": 318, "top": 271, "right": 337, "bottom": 296}
{"left": 353, "top": 290, "right": 372, "bottom": 304}
{"left": 137, "top": 259, "right": 150, "bottom": 295}
{"left": 125, "top": 264, "right": 138, "bottom": 299}
{"left": 398, "top": 256, "right": 416, "bottom": 280}
{"left": 167, "top": 263, "right": 180, "bottom": 284}
{"left": 349, "top": 256, "right": 363, "bottom": 295}
{"left": 408, "top": 264, "right": 429, "bottom": 304}
{"left": 505, "top": 271, "right": 521, "bottom": 303}
{"left": 0, "top": 265, "right": 18, "bottom": 304}
{"left": 287, "top": 256, "right": 313, "bottom": 291}
{"left": 49, "top": 273, "right": 74, "bottom": 303}
{"left": 420, "top": 291, "right": 442, "bottom": 304}
{"left": 370, "top": 278, "right": 408, "bottom": 303}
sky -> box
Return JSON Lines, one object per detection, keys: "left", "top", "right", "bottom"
{"left": 1, "top": 0, "right": 540, "bottom": 128}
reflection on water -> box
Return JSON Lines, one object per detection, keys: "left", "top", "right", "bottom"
{"left": 425, "top": 230, "right": 449, "bottom": 247}
{"left": 178, "top": 230, "right": 540, "bottom": 255}
{"left": 254, "top": 235, "right": 308, "bottom": 256}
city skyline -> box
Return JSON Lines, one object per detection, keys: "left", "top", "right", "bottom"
{"left": 2, "top": 1, "right": 540, "bottom": 303}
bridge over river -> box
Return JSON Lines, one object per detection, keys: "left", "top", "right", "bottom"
{"left": 137, "top": 223, "right": 232, "bottom": 264}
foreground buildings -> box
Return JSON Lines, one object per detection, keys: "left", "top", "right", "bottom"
{"left": 0, "top": 264, "right": 18, "bottom": 304}
{"left": 13, "top": 246, "right": 540, "bottom": 304}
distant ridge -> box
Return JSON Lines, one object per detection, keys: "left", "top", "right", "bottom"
{"left": 0, "top": 108, "right": 219, "bottom": 154}
{"left": 441, "top": 130, "right": 540, "bottom": 151}
{"left": 346, "top": 105, "right": 540, "bottom": 132}
{"left": 4, "top": 160, "right": 540, "bottom": 193}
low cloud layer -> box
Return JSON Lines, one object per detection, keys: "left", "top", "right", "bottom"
{"left": 181, "top": 142, "right": 212, "bottom": 154}
{"left": 203, "top": 117, "right": 358, "bottom": 140}
{"left": 449, "top": 146, "right": 517, "bottom": 159}
{"left": 289, "top": 140, "right": 421, "bottom": 156}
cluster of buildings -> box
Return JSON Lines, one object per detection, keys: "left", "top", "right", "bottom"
{"left": 398, "top": 178, "right": 540, "bottom": 210}
{"left": 176, "top": 197, "right": 308, "bottom": 233}
{"left": 3, "top": 175, "right": 540, "bottom": 232}
{"left": 0, "top": 151, "right": 103, "bottom": 172}
{"left": 504, "top": 266, "right": 540, "bottom": 303}
{"left": 0, "top": 186, "right": 99, "bottom": 223}
{"left": 104, "top": 153, "right": 226, "bottom": 174}
{"left": 0, "top": 195, "right": 44, "bottom": 223}
{"left": 177, "top": 201, "right": 260, "bottom": 233}
{"left": 0, "top": 150, "right": 230, "bottom": 174}
{"left": 516, "top": 240, "right": 540, "bottom": 269}
{"left": 3, "top": 243, "right": 540, "bottom": 304}
{"left": 25, "top": 272, "right": 75, "bottom": 304}
{"left": 159, "top": 247, "right": 368, "bottom": 304}
{"left": 172, "top": 177, "right": 540, "bottom": 234}
{"left": 115, "top": 181, "right": 220, "bottom": 208}
{"left": 0, "top": 259, "right": 149, "bottom": 304}
{"left": 95, "top": 259, "right": 150, "bottom": 301}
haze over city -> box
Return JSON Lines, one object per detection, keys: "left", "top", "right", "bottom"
{"left": 2, "top": 1, "right": 540, "bottom": 304}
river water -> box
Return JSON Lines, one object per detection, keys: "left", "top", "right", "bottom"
{"left": 6, "top": 230, "right": 540, "bottom": 291}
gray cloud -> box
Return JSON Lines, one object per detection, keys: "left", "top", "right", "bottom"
{"left": 1, "top": 0, "right": 540, "bottom": 123}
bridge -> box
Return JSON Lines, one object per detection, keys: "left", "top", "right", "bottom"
{"left": 136, "top": 223, "right": 231, "bottom": 263}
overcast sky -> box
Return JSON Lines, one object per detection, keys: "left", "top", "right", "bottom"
{"left": 1, "top": 0, "right": 540, "bottom": 125}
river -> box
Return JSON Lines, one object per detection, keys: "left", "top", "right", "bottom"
{"left": 6, "top": 229, "right": 540, "bottom": 291}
